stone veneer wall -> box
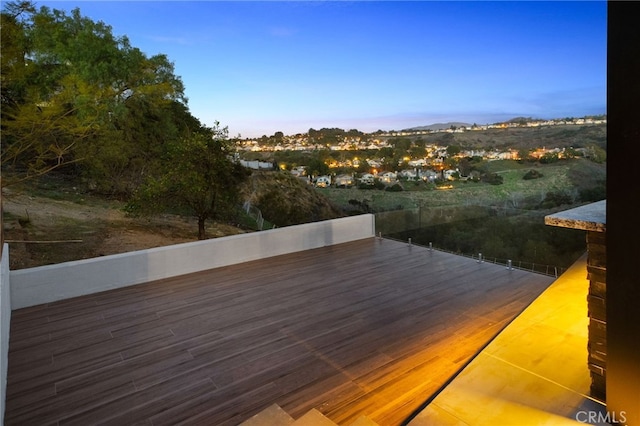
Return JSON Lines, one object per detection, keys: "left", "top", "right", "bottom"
{"left": 586, "top": 230, "right": 607, "bottom": 401}
{"left": 544, "top": 200, "right": 607, "bottom": 403}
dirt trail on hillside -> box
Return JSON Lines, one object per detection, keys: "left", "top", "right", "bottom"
{"left": 2, "top": 191, "right": 244, "bottom": 270}
{"left": 3, "top": 191, "right": 125, "bottom": 224}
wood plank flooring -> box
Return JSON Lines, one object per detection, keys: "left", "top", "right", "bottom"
{"left": 5, "top": 238, "right": 555, "bottom": 425}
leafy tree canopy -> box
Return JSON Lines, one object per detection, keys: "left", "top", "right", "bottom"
{"left": 126, "top": 123, "right": 250, "bottom": 239}
{"left": 1, "top": 2, "right": 194, "bottom": 194}
{"left": 446, "top": 145, "right": 461, "bottom": 156}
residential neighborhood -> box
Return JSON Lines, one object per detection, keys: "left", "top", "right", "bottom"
{"left": 235, "top": 116, "right": 606, "bottom": 153}
{"left": 234, "top": 115, "right": 606, "bottom": 188}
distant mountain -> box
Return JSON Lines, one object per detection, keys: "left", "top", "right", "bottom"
{"left": 504, "top": 116, "right": 542, "bottom": 124}
{"left": 404, "top": 122, "right": 473, "bottom": 131}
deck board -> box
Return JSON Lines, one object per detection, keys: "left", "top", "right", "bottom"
{"left": 5, "top": 237, "right": 554, "bottom": 425}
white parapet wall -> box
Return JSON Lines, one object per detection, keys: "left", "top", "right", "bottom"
{"left": 1, "top": 244, "right": 11, "bottom": 425}
{"left": 10, "top": 214, "right": 375, "bottom": 310}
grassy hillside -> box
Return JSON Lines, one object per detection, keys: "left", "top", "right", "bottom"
{"left": 3, "top": 170, "right": 345, "bottom": 268}
{"left": 314, "top": 157, "right": 604, "bottom": 273}
{"left": 320, "top": 158, "right": 605, "bottom": 212}
{"left": 417, "top": 124, "right": 606, "bottom": 150}
{"left": 240, "top": 171, "right": 345, "bottom": 227}
{"left": 2, "top": 156, "right": 604, "bottom": 270}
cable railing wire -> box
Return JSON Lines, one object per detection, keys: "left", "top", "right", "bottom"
{"left": 380, "top": 234, "right": 566, "bottom": 277}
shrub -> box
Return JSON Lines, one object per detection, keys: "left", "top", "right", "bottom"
{"left": 481, "top": 172, "right": 503, "bottom": 185}
{"left": 347, "top": 199, "right": 372, "bottom": 214}
{"left": 523, "top": 169, "right": 544, "bottom": 180}
{"left": 579, "top": 185, "right": 606, "bottom": 202}
{"left": 374, "top": 180, "right": 386, "bottom": 190}
{"left": 385, "top": 183, "right": 404, "bottom": 192}
{"left": 539, "top": 153, "right": 559, "bottom": 164}
{"left": 540, "top": 190, "right": 573, "bottom": 209}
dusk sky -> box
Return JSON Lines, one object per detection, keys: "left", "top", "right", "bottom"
{"left": 39, "top": 1, "right": 607, "bottom": 138}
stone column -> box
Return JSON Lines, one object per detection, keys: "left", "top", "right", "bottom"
{"left": 545, "top": 200, "right": 606, "bottom": 401}
{"left": 586, "top": 229, "right": 606, "bottom": 400}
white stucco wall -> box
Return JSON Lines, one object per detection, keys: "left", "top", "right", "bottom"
{"left": 10, "top": 215, "right": 375, "bottom": 309}
{"left": 1, "top": 244, "right": 11, "bottom": 426}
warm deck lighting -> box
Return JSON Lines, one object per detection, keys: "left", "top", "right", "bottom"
{"left": 408, "top": 255, "right": 607, "bottom": 425}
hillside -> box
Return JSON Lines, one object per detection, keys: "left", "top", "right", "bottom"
{"left": 404, "top": 122, "right": 472, "bottom": 132}
{"left": 241, "top": 171, "right": 345, "bottom": 227}
{"left": 2, "top": 171, "right": 345, "bottom": 269}
{"left": 417, "top": 123, "right": 606, "bottom": 150}
{"left": 320, "top": 158, "right": 605, "bottom": 213}
{"left": 2, "top": 157, "right": 604, "bottom": 270}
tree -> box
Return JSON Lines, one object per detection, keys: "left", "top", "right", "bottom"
{"left": 586, "top": 144, "right": 607, "bottom": 164}
{"left": 1, "top": 3, "right": 189, "bottom": 193}
{"left": 0, "top": 2, "right": 35, "bottom": 111}
{"left": 126, "top": 124, "right": 250, "bottom": 239}
{"left": 518, "top": 148, "right": 532, "bottom": 162}
{"left": 481, "top": 172, "right": 503, "bottom": 185}
{"left": 539, "top": 152, "right": 559, "bottom": 164}
{"left": 306, "top": 156, "right": 329, "bottom": 177}
{"left": 409, "top": 145, "right": 426, "bottom": 159}
{"left": 446, "top": 145, "right": 461, "bottom": 157}
{"left": 457, "top": 157, "right": 472, "bottom": 177}
{"left": 523, "top": 169, "right": 544, "bottom": 180}
{"left": 390, "top": 137, "right": 411, "bottom": 153}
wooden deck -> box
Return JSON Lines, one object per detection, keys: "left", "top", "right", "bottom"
{"left": 5, "top": 238, "right": 555, "bottom": 426}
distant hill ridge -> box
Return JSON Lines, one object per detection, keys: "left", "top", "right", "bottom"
{"left": 404, "top": 122, "right": 472, "bottom": 131}
{"left": 402, "top": 115, "right": 606, "bottom": 133}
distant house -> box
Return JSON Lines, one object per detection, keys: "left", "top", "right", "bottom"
{"left": 314, "top": 175, "right": 331, "bottom": 188}
{"left": 334, "top": 174, "right": 354, "bottom": 188}
{"left": 399, "top": 169, "right": 418, "bottom": 180}
{"left": 290, "top": 166, "right": 307, "bottom": 177}
{"left": 359, "top": 173, "right": 375, "bottom": 185}
{"left": 239, "top": 159, "right": 276, "bottom": 170}
{"left": 381, "top": 172, "right": 397, "bottom": 183}
{"left": 419, "top": 170, "right": 438, "bottom": 182}
{"left": 408, "top": 159, "right": 427, "bottom": 167}
{"left": 444, "top": 169, "right": 458, "bottom": 181}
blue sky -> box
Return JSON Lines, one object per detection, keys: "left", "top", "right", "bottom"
{"left": 37, "top": 1, "right": 607, "bottom": 138}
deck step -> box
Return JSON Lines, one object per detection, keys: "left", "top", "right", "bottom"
{"left": 292, "top": 409, "right": 338, "bottom": 426}
{"left": 240, "top": 404, "right": 380, "bottom": 426}
{"left": 347, "top": 416, "right": 380, "bottom": 426}
{"left": 240, "top": 404, "right": 295, "bottom": 426}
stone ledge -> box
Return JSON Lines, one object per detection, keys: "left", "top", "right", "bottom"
{"left": 544, "top": 200, "right": 606, "bottom": 232}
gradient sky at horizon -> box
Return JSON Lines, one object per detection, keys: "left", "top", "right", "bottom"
{"left": 37, "top": 1, "right": 607, "bottom": 138}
